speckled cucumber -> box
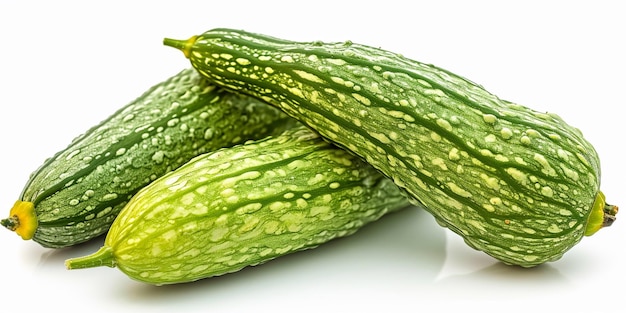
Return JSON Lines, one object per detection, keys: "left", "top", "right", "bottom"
{"left": 65, "top": 126, "right": 411, "bottom": 284}
{"left": 164, "top": 29, "right": 618, "bottom": 267}
{"left": 1, "top": 68, "right": 296, "bottom": 248}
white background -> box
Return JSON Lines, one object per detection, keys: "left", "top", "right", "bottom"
{"left": 1, "top": 1, "right": 623, "bottom": 312}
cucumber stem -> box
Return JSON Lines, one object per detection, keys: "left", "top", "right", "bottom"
{"left": 163, "top": 36, "right": 198, "bottom": 59}
{"left": 0, "top": 216, "right": 18, "bottom": 230}
{"left": 65, "top": 246, "right": 117, "bottom": 269}
{"left": 584, "top": 191, "right": 618, "bottom": 236}
{"left": 602, "top": 203, "right": 618, "bottom": 228}
{"left": 2, "top": 201, "right": 37, "bottom": 240}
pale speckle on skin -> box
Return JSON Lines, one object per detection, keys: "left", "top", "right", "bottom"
{"left": 448, "top": 148, "right": 461, "bottom": 161}
{"left": 236, "top": 58, "right": 251, "bottom": 65}
{"left": 167, "top": 118, "right": 179, "bottom": 127}
{"left": 389, "top": 131, "right": 399, "bottom": 141}
{"left": 181, "top": 193, "right": 196, "bottom": 205}
{"left": 280, "top": 55, "right": 295, "bottom": 63}
{"left": 370, "top": 132, "right": 391, "bottom": 144}
{"left": 483, "top": 204, "right": 496, "bottom": 212}
{"left": 269, "top": 201, "right": 286, "bottom": 212}
{"left": 152, "top": 151, "right": 165, "bottom": 164}
{"left": 483, "top": 114, "right": 497, "bottom": 124}
{"left": 293, "top": 70, "right": 324, "bottom": 83}
{"left": 321, "top": 194, "right": 332, "bottom": 203}
{"left": 296, "top": 198, "right": 308, "bottom": 208}
{"left": 480, "top": 149, "right": 493, "bottom": 157}
{"left": 467, "top": 219, "right": 486, "bottom": 232}
{"left": 382, "top": 71, "right": 396, "bottom": 79}
{"left": 526, "top": 129, "right": 540, "bottom": 138}
{"left": 289, "top": 87, "right": 305, "bottom": 98}
{"left": 220, "top": 188, "right": 235, "bottom": 197}
{"left": 83, "top": 190, "right": 95, "bottom": 198}
{"left": 436, "top": 118, "right": 453, "bottom": 132}
{"left": 330, "top": 76, "right": 346, "bottom": 85}
{"left": 238, "top": 216, "right": 260, "bottom": 233}
{"left": 500, "top": 127, "right": 513, "bottom": 139}
{"left": 235, "top": 203, "right": 262, "bottom": 215}
{"left": 549, "top": 133, "right": 562, "bottom": 140}
{"left": 210, "top": 227, "right": 229, "bottom": 241}
{"left": 263, "top": 221, "right": 280, "bottom": 234}
{"left": 352, "top": 93, "right": 371, "bottom": 105}
{"left": 547, "top": 224, "right": 563, "bottom": 233}
{"left": 490, "top": 197, "right": 503, "bottom": 205}
{"left": 424, "top": 89, "right": 446, "bottom": 97}
{"left": 482, "top": 174, "right": 501, "bottom": 190}
{"left": 66, "top": 149, "right": 81, "bottom": 160}
{"left": 523, "top": 255, "right": 539, "bottom": 262}
{"left": 506, "top": 168, "right": 529, "bottom": 186}
{"left": 96, "top": 206, "right": 113, "bottom": 218}
{"left": 447, "top": 182, "right": 472, "bottom": 198}
{"left": 484, "top": 134, "right": 497, "bottom": 143}
{"left": 101, "top": 193, "right": 118, "bottom": 201}
{"left": 541, "top": 186, "right": 554, "bottom": 198}
{"left": 307, "top": 173, "right": 325, "bottom": 186}
{"left": 560, "top": 164, "right": 580, "bottom": 181}
{"left": 327, "top": 58, "right": 347, "bottom": 66}
{"left": 559, "top": 209, "right": 572, "bottom": 216}
{"left": 430, "top": 132, "right": 442, "bottom": 142}
{"left": 514, "top": 157, "right": 528, "bottom": 165}
{"left": 431, "top": 158, "right": 448, "bottom": 170}
{"left": 533, "top": 153, "right": 557, "bottom": 176}
{"left": 495, "top": 154, "right": 509, "bottom": 163}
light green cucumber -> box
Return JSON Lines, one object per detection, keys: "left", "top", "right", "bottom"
{"left": 65, "top": 126, "right": 411, "bottom": 284}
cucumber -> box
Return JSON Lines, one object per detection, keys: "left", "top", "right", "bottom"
{"left": 2, "top": 68, "right": 297, "bottom": 248}
{"left": 163, "top": 29, "right": 618, "bottom": 267}
{"left": 65, "top": 126, "right": 411, "bottom": 285}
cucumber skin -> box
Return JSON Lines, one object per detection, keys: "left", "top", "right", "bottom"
{"left": 16, "top": 68, "right": 297, "bottom": 248}
{"left": 69, "top": 126, "right": 411, "bottom": 285}
{"left": 165, "top": 29, "right": 607, "bottom": 267}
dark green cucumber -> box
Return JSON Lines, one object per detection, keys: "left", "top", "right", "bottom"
{"left": 2, "top": 68, "right": 297, "bottom": 248}
{"left": 65, "top": 126, "right": 411, "bottom": 285}
{"left": 164, "top": 29, "right": 617, "bottom": 267}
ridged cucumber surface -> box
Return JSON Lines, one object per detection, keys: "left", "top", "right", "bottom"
{"left": 164, "top": 29, "right": 617, "bottom": 267}
{"left": 65, "top": 126, "right": 411, "bottom": 284}
{"left": 2, "top": 68, "right": 297, "bottom": 248}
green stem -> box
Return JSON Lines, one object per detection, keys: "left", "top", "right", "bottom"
{"left": 603, "top": 203, "right": 618, "bottom": 227}
{"left": 1, "top": 216, "right": 18, "bottom": 231}
{"left": 65, "top": 246, "right": 117, "bottom": 269}
{"left": 163, "top": 36, "right": 197, "bottom": 58}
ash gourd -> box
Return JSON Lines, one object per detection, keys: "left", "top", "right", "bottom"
{"left": 2, "top": 68, "right": 296, "bottom": 248}
{"left": 164, "top": 29, "right": 618, "bottom": 267}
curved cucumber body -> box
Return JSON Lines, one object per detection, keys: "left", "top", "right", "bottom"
{"left": 66, "top": 126, "right": 411, "bottom": 285}
{"left": 2, "top": 68, "right": 296, "bottom": 248}
{"left": 164, "top": 29, "right": 617, "bottom": 267}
